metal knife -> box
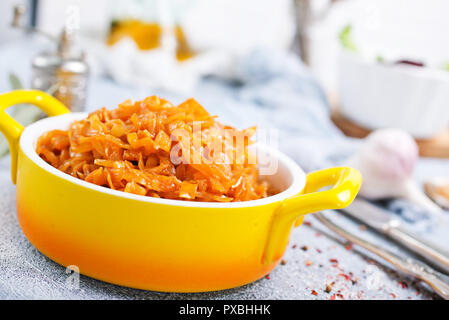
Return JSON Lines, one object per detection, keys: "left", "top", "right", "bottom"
{"left": 341, "top": 198, "right": 449, "bottom": 275}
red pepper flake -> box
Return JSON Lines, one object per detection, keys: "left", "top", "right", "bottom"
{"left": 311, "top": 290, "right": 318, "bottom": 296}
{"left": 300, "top": 245, "right": 308, "bottom": 251}
{"left": 315, "top": 232, "right": 321, "bottom": 237}
{"left": 280, "top": 259, "right": 287, "bottom": 265}
{"left": 304, "top": 221, "right": 312, "bottom": 226}
{"left": 305, "top": 260, "right": 313, "bottom": 267}
{"left": 336, "top": 293, "right": 345, "bottom": 299}
{"left": 291, "top": 244, "right": 297, "bottom": 249}
{"left": 316, "top": 248, "right": 322, "bottom": 254}
{"left": 330, "top": 294, "right": 336, "bottom": 300}
{"left": 345, "top": 243, "right": 353, "bottom": 250}
{"left": 398, "top": 281, "right": 408, "bottom": 289}
{"left": 390, "top": 293, "right": 397, "bottom": 299}
{"left": 265, "top": 275, "right": 270, "bottom": 280}
{"left": 339, "top": 273, "right": 351, "bottom": 281}
{"left": 330, "top": 258, "right": 339, "bottom": 268}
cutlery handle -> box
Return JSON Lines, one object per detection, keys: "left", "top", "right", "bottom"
{"left": 414, "top": 265, "right": 449, "bottom": 299}
{"left": 314, "top": 212, "right": 449, "bottom": 299}
{"left": 388, "top": 227, "right": 449, "bottom": 275}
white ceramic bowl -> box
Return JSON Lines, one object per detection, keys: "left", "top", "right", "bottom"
{"left": 338, "top": 51, "right": 449, "bottom": 139}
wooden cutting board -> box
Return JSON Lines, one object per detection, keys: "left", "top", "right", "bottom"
{"left": 331, "top": 109, "right": 449, "bottom": 158}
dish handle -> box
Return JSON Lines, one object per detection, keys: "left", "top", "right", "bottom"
{"left": 262, "top": 167, "right": 362, "bottom": 264}
{"left": 0, "top": 90, "right": 70, "bottom": 184}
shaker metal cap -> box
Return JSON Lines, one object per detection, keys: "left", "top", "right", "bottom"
{"left": 32, "top": 52, "right": 88, "bottom": 75}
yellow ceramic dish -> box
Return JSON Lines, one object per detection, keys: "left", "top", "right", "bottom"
{"left": 0, "top": 90, "right": 362, "bottom": 292}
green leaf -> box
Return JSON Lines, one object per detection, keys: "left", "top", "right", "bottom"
{"left": 8, "top": 72, "right": 23, "bottom": 90}
{"left": 339, "top": 24, "right": 358, "bottom": 53}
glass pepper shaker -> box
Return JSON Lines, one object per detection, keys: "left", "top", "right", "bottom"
{"left": 12, "top": 4, "right": 89, "bottom": 112}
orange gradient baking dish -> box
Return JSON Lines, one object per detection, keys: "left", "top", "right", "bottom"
{"left": 0, "top": 90, "right": 362, "bottom": 292}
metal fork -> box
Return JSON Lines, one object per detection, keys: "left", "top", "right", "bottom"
{"left": 314, "top": 212, "right": 449, "bottom": 299}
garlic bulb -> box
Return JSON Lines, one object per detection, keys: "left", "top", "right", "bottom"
{"left": 346, "top": 128, "right": 443, "bottom": 214}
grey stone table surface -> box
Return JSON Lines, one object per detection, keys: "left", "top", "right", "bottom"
{"left": 0, "top": 38, "right": 446, "bottom": 300}
{"left": 0, "top": 156, "right": 438, "bottom": 300}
